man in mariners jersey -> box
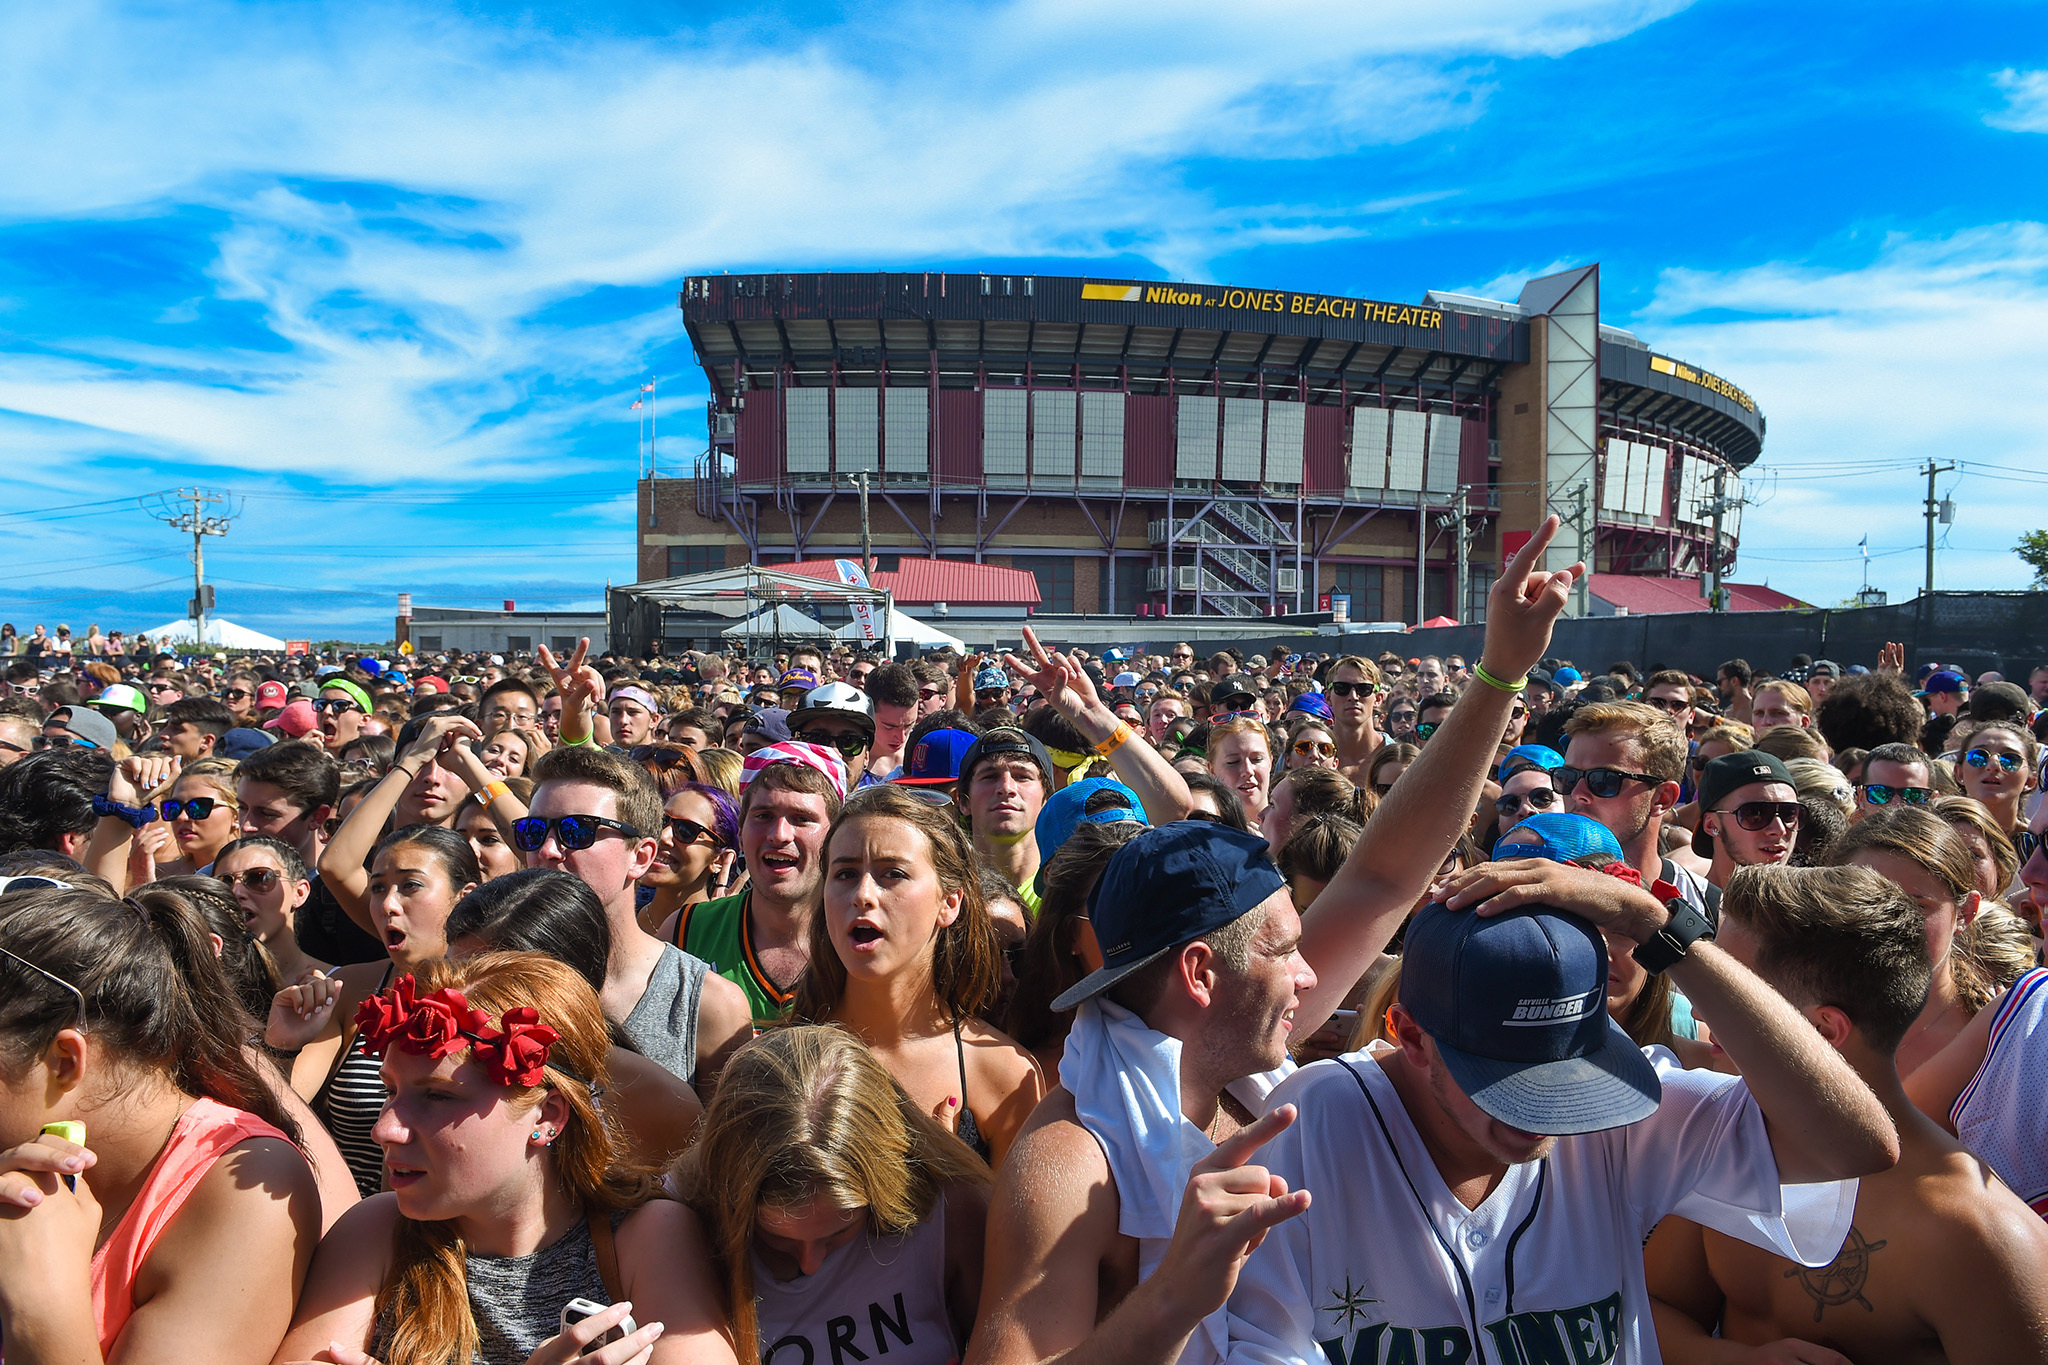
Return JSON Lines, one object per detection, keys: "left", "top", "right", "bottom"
{"left": 1220, "top": 850, "right": 1902, "bottom": 1365}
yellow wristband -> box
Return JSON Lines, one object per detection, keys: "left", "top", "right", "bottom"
{"left": 1472, "top": 661, "right": 1528, "bottom": 694}
{"left": 1093, "top": 720, "right": 1135, "bottom": 758}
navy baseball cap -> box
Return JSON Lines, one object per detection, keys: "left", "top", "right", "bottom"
{"left": 1399, "top": 903, "right": 1661, "bottom": 1135}
{"left": 743, "top": 707, "right": 793, "bottom": 744}
{"left": 896, "top": 727, "right": 976, "bottom": 786}
{"left": 1924, "top": 670, "right": 1967, "bottom": 694}
{"left": 218, "top": 726, "right": 276, "bottom": 761}
{"left": 1035, "top": 777, "right": 1145, "bottom": 869}
{"left": 1052, "top": 822, "right": 1287, "bottom": 1012}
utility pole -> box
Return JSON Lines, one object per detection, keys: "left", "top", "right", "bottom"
{"left": 1435, "top": 491, "right": 1474, "bottom": 624}
{"left": 1568, "top": 481, "right": 1592, "bottom": 619}
{"left": 1706, "top": 464, "right": 1729, "bottom": 612}
{"left": 1922, "top": 460, "right": 1956, "bottom": 599}
{"left": 143, "top": 489, "right": 237, "bottom": 646}
{"left": 857, "top": 472, "right": 873, "bottom": 575}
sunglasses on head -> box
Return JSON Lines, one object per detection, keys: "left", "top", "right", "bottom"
{"left": 217, "top": 867, "right": 282, "bottom": 892}
{"left": 1495, "top": 787, "right": 1561, "bottom": 818}
{"left": 798, "top": 729, "right": 869, "bottom": 758}
{"left": 1556, "top": 765, "right": 1663, "bottom": 799}
{"left": 1713, "top": 800, "right": 1802, "bottom": 832}
{"left": 1858, "top": 782, "right": 1929, "bottom": 807}
{"left": 1963, "top": 748, "right": 2023, "bottom": 774}
{"left": 311, "top": 697, "right": 363, "bottom": 714}
{"left": 160, "top": 797, "right": 225, "bottom": 820}
{"left": 664, "top": 815, "right": 721, "bottom": 848}
{"left": 509, "top": 814, "right": 642, "bottom": 853}
{"left": 1326, "top": 680, "right": 1376, "bottom": 699}
{"left": 1291, "top": 739, "right": 1336, "bottom": 759}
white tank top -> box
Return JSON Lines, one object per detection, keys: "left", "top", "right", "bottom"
{"left": 1952, "top": 966, "right": 2048, "bottom": 1218}
{"left": 753, "top": 1194, "right": 958, "bottom": 1365}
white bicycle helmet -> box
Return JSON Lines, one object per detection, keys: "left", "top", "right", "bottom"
{"left": 788, "top": 681, "right": 876, "bottom": 738}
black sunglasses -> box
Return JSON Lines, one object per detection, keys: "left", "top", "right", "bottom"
{"left": 665, "top": 815, "right": 721, "bottom": 848}
{"left": 221, "top": 687, "right": 253, "bottom": 701}
{"left": 34, "top": 734, "right": 98, "bottom": 750}
{"left": 1858, "top": 783, "right": 1930, "bottom": 807}
{"left": 1556, "top": 765, "right": 1664, "bottom": 799}
{"left": 1713, "top": 801, "right": 1802, "bottom": 832}
{"left": 160, "top": 797, "right": 225, "bottom": 820}
{"left": 1641, "top": 695, "right": 1690, "bottom": 714}
{"left": 311, "top": 697, "right": 363, "bottom": 714}
{"left": 1326, "top": 680, "right": 1376, "bottom": 699}
{"left": 1496, "top": 787, "right": 1561, "bottom": 818}
{"left": 509, "top": 814, "right": 643, "bottom": 853}
{"left": 797, "top": 729, "right": 869, "bottom": 758}
{"left": 631, "top": 745, "right": 697, "bottom": 768}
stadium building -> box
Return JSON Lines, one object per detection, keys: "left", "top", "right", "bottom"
{"left": 638, "top": 265, "right": 1762, "bottom": 632}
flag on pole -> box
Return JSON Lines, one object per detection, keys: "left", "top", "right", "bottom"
{"left": 834, "top": 559, "right": 880, "bottom": 642}
{"left": 631, "top": 399, "right": 643, "bottom": 410}
{"left": 1858, "top": 534, "right": 1868, "bottom": 558}
{"left": 641, "top": 383, "right": 655, "bottom": 392}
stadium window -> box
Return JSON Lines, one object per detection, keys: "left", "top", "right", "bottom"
{"left": 875, "top": 553, "right": 901, "bottom": 572}
{"left": 415, "top": 635, "right": 443, "bottom": 652}
{"left": 667, "top": 545, "right": 723, "bottom": 577}
{"left": 551, "top": 637, "right": 576, "bottom": 654}
{"left": 506, "top": 635, "right": 532, "bottom": 653}
{"left": 1109, "top": 559, "right": 1144, "bottom": 615}
{"left": 1425, "top": 567, "right": 1453, "bottom": 622}
{"left": 1332, "top": 564, "right": 1406, "bottom": 623}
{"left": 1029, "top": 558, "right": 1075, "bottom": 613}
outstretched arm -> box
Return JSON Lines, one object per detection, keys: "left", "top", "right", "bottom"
{"left": 1294, "top": 515, "right": 1581, "bottom": 1036}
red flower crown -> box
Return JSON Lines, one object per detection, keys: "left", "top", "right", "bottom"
{"left": 353, "top": 975, "right": 561, "bottom": 1089}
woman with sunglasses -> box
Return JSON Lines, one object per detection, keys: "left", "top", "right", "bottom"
{"left": 1282, "top": 717, "right": 1339, "bottom": 772}
{"left": 268, "top": 827, "right": 482, "bottom": 1197}
{"left": 274, "top": 952, "right": 734, "bottom": 1365}
{"left": 1952, "top": 719, "right": 2035, "bottom": 843}
{"left": 793, "top": 785, "right": 1044, "bottom": 1167}
{"left": 639, "top": 783, "right": 739, "bottom": 938}
{"left": 215, "top": 833, "right": 326, "bottom": 986}
{"left": 158, "top": 755, "right": 243, "bottom": 877}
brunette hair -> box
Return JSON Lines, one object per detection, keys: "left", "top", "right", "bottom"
{"left": 531, "top": 744, "right": 663, "bottom": 841}
{"left": 1272, "top": 765, "right": 1369, "bottom": 826}
{"left": 1002, "top": 820, "right": 1142, "bottom": 1050}
{"left": 677, "top": 1025, "right": 990, "bottom": 1362}
{"left": 1928, "top": 794, "right": 2021, "bottom": 896}
{"left": 1181, "top": 772, "right": 1251, "bottom": 832}
{"left": 1277, "top": 814, "right": 1362, "bottom": 892}
{"left": 791, "top": 785, "right": 1003, "bottom": 1023}
{"left": 375, "top": 953, "right": 659, "bottom": 1365}
{"left": 444, "top": 870, "right": 612, "bottom": 996}
{"left": 1364, "top": 741, "right": 1421, "bottom": 791}
{"left": 153, "top": 873, "right": 285, "bottom": 1028}
{"left": 372, "top": 824, "right": 482, "bottom": 894}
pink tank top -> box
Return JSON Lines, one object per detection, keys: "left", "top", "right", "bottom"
{"left": 89, "top": 1096, "right": 291, "bottom": 1356}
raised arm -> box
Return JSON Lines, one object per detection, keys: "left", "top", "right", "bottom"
{"left": 1293, "top": 515, "right": 1580, "bottom": 1035}
{"left": 537, "top": 638, "right": 607, "bottom": 747}
{"left": 1004, "top": 627, "right": 1191, "bottom": 824}
{"left": 84, "top": 754, "right": 180, "bottom": 893}
{"left": 316, "top": 714, "right": 481, "bottom": 929}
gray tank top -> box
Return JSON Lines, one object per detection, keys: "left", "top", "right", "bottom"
{"left": 617, "top": 942, "right": 708, "bottom": 1084}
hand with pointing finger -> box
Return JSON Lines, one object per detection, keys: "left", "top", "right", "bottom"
{"left": 1481, "top": 514, "right": 1585, "bottom": 683}
{"left": 1151, "top": 1104, "right": 1312, "bottom": 1325}
{"left": 1002, "top": 625, "right": 1100, "bottom": 723}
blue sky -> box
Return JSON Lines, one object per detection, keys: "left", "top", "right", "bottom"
{"left": 3, "top": 0, "right": 2046, "bottom": 640}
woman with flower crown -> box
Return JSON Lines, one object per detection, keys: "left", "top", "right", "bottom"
{"left": 272, "top": 951, "right": 734, "bottom": 1365}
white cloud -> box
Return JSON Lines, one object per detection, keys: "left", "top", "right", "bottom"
{"left": 1988, "top": 68, "right": 2048, "bottom": 133}
{"left": 1631, "top": 224, "right": 2048, "bottom": 601}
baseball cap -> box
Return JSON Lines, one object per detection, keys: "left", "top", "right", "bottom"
{"left": 1552, "top": 666, "right": 1582, "bottom": 687}
{"left": 1399, "top": 902, "right": 1661, "bottom": 1135}
{"left": 1690, "top": 751, "right": 1794, "bottom": 857}
{"left": 1035, "top": 777, "right": 1145, "bottom": 871}
{"left": 1493, "top": 811, "right": 1624, "bottom": 865}
{"left": 1497, "top": 743, "right": 1566, "bottom": 784}
{"left": 218, "top": 727, "right": 276, "bottom": 761}
{"left": 90, "top": 683, "right": 148, "bottom": 715}
{"left": 777, "top": 668, "right": 820, "bottom": 694}
{"left": 255, "top": 680, "right": 289, "bottom": 709}
{"left": 742, "top": 707, "right": 793, "bottom": 745}
{"left": 958, "top": 726, "right": 1053, "bottom": 791}
{"left": 414, "top": 675, "right": 450, "bottom": 696}
{"left": 359, "top": 658, "right": 385, "bottom": 678}
{"left": 50, "top": 707, "right": 119, "bottom": 750}
{"left": 265, "top": 699, "right": 319, "bottom": 738}
{"left": 1287, "top": 691, "right": 1332, "bottom": 721}
{"left": 1102, "top": 648, "right": 1127, "bottom": 663}
{"left": 1213, "top": 674, "right": 1260, "bottom": 708}
{"left": 1112, "top": 671, "right": 1141, "bottom": 689}
{"left": 1807, "top": 660, "right": 1841, "bottom": 679}
{"left": 1923, "top": 671, "right": 1967, "bottom": 695}
{"left": 1052, "top": 822, "right": 1288, "bottom": 1012}
{"left": 973, "top": 665, "right": 1010, "bottom": 693}
{"left": 895, "top": 728, "right": 976, "bottom": 786}
{"left": 1524, "top": 667, "right": 1558, "bottom": 693}
{"left": 1968, "top": 681, "right": 2032, "bottom": 722}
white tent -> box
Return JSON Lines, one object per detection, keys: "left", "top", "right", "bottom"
{"left": 833, "top": 606, "right": 964, "bottom": 651}
{"left": 142, "top": 617, "right": 290, "bottom": 651}
{"left": 720, "top": 603, "right": 836, "bottom": 643}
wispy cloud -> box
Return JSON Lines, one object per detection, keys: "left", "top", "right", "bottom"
{"left": 1988, "top": 68, "right": 2048, "bottom": 132}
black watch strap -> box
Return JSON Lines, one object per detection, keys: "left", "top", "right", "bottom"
{"left": 1632, "top": 897, "right": 1715, "bottom": 976}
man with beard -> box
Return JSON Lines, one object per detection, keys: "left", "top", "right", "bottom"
{"left": 1561, "top": 701, "right": 1715, "bottom": 918}
{"left": 1692, "top": 751, "right": 1800, "bottom": 892}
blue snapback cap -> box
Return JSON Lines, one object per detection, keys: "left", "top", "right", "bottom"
{"left": 1288, "top": 691, "right": 1333, "bottom": 721}
{"left": 1035, "top": 777, "right": 1145, "bottom": 869}
{"left": 1492, "top": 811, "right": 1625, "bottom": 865}
{"left": 1497, "top": 743, "right": 1566, "bottom": 783}
{"left": 896, "top": 727, "right": 977, "bottom": 786}
{"left": 1399, "top": 902, "right": 1660, "bottom": 1135}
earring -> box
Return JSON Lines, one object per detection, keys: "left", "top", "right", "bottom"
{"left": 531, "top": 1129, "right": 543, "bottom": 1141}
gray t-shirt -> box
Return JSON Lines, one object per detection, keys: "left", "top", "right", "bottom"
{"left": 617, "top": 942, "right": 708, "bottom": 1084}
{"left": 372, "top": 1212, "right": 624, "bottom": 1365}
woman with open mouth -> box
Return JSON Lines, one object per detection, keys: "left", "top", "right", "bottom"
{"left": 213, "top": 832, "right": 325, "bottom": 988}
{"left": 638, "top": 782, "right": 739, "bottom": 939}
{"left": 266, "top": 827, "right": 480, "bottom": 1198}
{"left": 274, "top": 952, "right": 734, "bottom": 1365}
{"left": 792, "top": 785, "right": 1044, "bottom": 1167}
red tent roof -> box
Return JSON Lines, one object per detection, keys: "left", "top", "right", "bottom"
{"left": 1587, "top": 574, "right": 1808, "bottom": 615}
{"left": 776, "top": 558, "right": 1042, "bottom": 607}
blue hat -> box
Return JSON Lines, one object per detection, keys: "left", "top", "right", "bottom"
{"left": 974, "top": 666, "right": 1010, "bottom": 693}
{"left": 1036, "top": 777, "right": 1145, "bottom": 869}
{"left": 896, "top": 727, "right": 976, "bottom": 786}
{"left": 1924, "top": 670, "right": 1967, "bottom": 694}
{"left": 218, "top": 726, "right": 276, "bottom": 761}
{"left": 1492, "top": 811, "right": 1624, "bottom": 865}
{"left": 777, "top": 667, "right": 820, "bottom": 693}
{"left": 1053, "top": 822, "right": 1288, "bottom": 1012}
{"left": 1400, "top": 902, "right": 1661, "bottom": 1134}
{"left": 742, "top": 707, "right": 793, "bottom": 744}
{"left": 359, "top": 658, "right": 384, "bottom": 678}
{"left": 1552, "top": 666, "right": 1582, "bottom": 687}
{"left": 1498, "top": 743, "right": 1566, "bottom": 783}
{"left": 1102, "top": 648, "right": 1127, "bottom": 663}
{"left": 1288, "top": 691, "right": 1333, "bottom": 721}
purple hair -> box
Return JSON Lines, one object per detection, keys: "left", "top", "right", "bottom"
{"left": 676, "top": 781, "right": 739, "bottom": 849}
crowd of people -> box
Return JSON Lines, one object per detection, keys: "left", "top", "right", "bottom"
{"left": 1, "top": 517, "right": 2044, "bottom": 1365}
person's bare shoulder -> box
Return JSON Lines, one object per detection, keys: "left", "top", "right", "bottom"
{"left": 1000, "top": 1087, "right": 1114, "bottom": 1209}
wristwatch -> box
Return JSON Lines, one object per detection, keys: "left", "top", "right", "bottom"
{"left": 1633, "top": 892, "right": 1715, "bottom": 975}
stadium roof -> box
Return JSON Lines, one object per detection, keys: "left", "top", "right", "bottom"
{"left": 777, "top": 557, "right": 1042, "bottom": 607}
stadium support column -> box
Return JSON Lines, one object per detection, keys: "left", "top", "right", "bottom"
{"left": 1512, "top": 266, "right": 1600, "bottom": 618}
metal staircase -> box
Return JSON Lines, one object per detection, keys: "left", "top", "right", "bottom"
{"left": 1145, "top": 501, "right": 1301, "bottom": 615}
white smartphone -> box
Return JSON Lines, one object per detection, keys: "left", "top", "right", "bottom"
{"left": 561, "top": 1298, "right": 635, "bottom": 1355}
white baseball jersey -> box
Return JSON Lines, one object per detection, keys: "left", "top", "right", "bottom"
{"left": 1952, "top": 966, "right": 2048, "bottom": 1219}
{"left": 1223, "top": 1049, "right": 1856, "bottom": 1365}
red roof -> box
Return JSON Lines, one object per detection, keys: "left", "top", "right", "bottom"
{"left": 1588, "top": 574, "right": 1809, "bottom": 615}
{"left": 777, "top": 558, "right": 1041, "bottom": 607}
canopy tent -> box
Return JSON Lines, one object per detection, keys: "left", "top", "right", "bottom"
{"left": 833, "top": 606, "right": 964, "bottom": 651}
{"left": 141, "top": 617, "right": 290, "bottom": 651}
{"left": 720, "top": 602, "right": 838, "bottom": 644}
{"left": 1411, "top": 616, "right": 1460, "bottom": 630}
{"left": 610, "top": 563, "right": 894, "bottom": 656}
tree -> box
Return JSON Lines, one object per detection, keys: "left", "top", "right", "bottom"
{"left": 2017, "top": 531, "right": 2048, "bottom": 588}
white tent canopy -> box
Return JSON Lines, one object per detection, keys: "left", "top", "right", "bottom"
{"left": 142, "top": 617, "right": 290, "bottom": 651}
{"left": 721, "top": 603, "right": 837, "bottom": 642}
{"left": 833, "top": 607, "right": 964, "bottom": 651}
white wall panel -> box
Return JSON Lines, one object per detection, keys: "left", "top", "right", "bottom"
{"left": 1601, "top": 439, "right": 1628, "bottom": 511}
{"left": 1349, "top": 407, "right": 1389, "bottom": 492}
{"left": 835, "top": 387, "right": 878, "bottom": 473}
{"left": 1176, "top": 394, "right": 1218, "bottom": 482}
{"left": 1643, "top": 445, "right": 1668, "bottom": 520}
{"left": 883, "top": 386, "right": 927, "bottom": 474}
{"left": 1031, "top": 390, "right": 1076, "bottom": 483}
{"left": 1425, "top": 414, "right": 1459, "bottom": 495}
{"left": 984, "top": 389, "right": 1027, "bottom": 477}
{"left": 1080, "top": 391, "right": 1125, "bottom": 478}
{"left": 1388, "top": 409, "right": 1427, "bottom": 492}
{"left": 786, "top": 387, "right": 829, "bottom": 473}
{"left": 1265, "top": 401, "right": 1304, "bottom": 485}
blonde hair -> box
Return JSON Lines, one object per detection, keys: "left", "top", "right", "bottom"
{"left": 678, "top": 1025, "right": 990, "bottom": 1362}
{"left": 175, "top": 756, "right": 242, "bottom": 808}
{"left": 375, "top": 953, "right": 659, "bottom": 1365}
{"left": 694, "top": 746, "right": 743, "bottom": 797}
{"left": 1205, "top": 716, "right": 1274, "bottom": 762}
{"left": 1755, "top": 679, "right": 1813, "bottom": 715}
{"left": 1694, "top": 721, "right": 1756, "bottom": 754}
{"left": 1929, "top": 794, "right": 2020, "bottom": 896}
